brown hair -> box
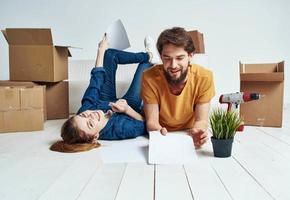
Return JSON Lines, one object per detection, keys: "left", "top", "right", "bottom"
{"left": 50, "top": 116, "right": 100, "bottom": 153}
{"left": 50, "top": 141, "right": 101, "bottom": 153}
{"left": 61, "top": 116, "right": 95, "bottom": 144}
{"left": 157, "top": 27, "right": 195, "bottom": 54}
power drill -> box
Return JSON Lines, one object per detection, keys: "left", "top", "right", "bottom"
{"left": 219, "top": 92, "right": 261, "bottom": 131}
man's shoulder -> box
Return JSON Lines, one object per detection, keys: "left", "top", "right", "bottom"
{"left": 190, "top": 64, "right": 213, "bottom": 78}
{"left": 143, "top": 64, "right": 163, "bottom": 78}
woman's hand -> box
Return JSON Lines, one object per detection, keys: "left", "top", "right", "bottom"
{"left": 98, "top": 35, "right": 109, "bottom": 52}
{"left": 95, "top": 34, "right": 109, "bottom": 67}
{"left": 109, "top": 99, "right": 129, "bottom": 113}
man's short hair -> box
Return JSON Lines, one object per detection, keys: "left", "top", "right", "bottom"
{"left": 157, "top": 27, "right": 195, "bottom": 54}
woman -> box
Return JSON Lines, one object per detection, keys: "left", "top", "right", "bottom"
{"left": 60, "top": 35, "right": 158, "bottom": 146}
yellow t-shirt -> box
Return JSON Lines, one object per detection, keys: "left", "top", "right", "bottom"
{"left": 141, "top": 64, "right": 215, "bottom": 131}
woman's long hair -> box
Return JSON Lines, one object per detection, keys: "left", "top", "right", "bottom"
{"left": 50, "top": 140, "right": 100, "bottom": 153}
{"left": 50, "top": 116, "right": 100, "bottom": 153}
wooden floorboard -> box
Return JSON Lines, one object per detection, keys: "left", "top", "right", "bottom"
{"left": 38, "top": 151, "right": 102, "bottom": 200}
{"left": 1, "top": 108, "right": 290, "bottom": 200}
{"left": 115, "top": 163, "right": 154, "bottom": 200}
{"left": 77, "top": 164, "right": 126, "bottom": 200}
{"left": 155, "top": 165, "right": 193, "bottom": 200}
{"left": 233, "top": 127, "right": 290, "bottom": 199}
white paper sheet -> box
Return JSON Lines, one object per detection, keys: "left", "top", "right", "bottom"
{"left": 105, "top": 19, "right": 130, "bottom": 50}
{"left": 98, "top": 136, "right": 148, "bottom": 163}
{"left": 148, "top": 131, "right": 197, "bottom": 165}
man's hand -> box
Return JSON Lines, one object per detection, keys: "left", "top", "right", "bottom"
{"left": 109, "top": 99, "right": 128, "bottom": 113}
{"left": 159, "top": 127, "right": 168, "bottom": 136}
{"left": 187, "top": 128, "right": 208, "bottom": 148}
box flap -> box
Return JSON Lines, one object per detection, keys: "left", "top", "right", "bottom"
{"left": 277, "top": 61, "right": 284, "bottom": 72}
{"left": 240, "top": 72, "right": 284, "bottom": 81}
{"left": 4, "top": 28, "right": 53, "bottom": 45}
{"left": 1, "top": 30, "right": 8, "bottom": 42}
{"left": 55, "top": 45, "right": 72, "bottom": 57}
{"left": 239, "top": 61, "right": 284, "bottom": 73}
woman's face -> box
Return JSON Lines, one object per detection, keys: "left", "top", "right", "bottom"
{"left": 74, "top": 110, "right": 108, "bottom": 140}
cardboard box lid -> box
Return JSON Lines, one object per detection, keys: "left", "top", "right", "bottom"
{"left": 240, "top": 61, "right": 284, "bottom": 82}
{"left": 240, "top": 72, "right": 284, "bottom": 81}
{"left": 0, "top": 85, "right": 44, "bottom": 110}
{"left": 2, "top": 28, "right": 53, "bottom": 45}
{"left": 240, "top": 61, "right": 284, "bottom": 73}
{"left": 2, "top": 28, "right": 72, "bottom": 56}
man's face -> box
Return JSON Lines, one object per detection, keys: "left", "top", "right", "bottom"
{"left": 74, "top": 110, "right": 107, "bottom": 140}
{"left": 160, "top": 44, "right": 193, "bottom": 85}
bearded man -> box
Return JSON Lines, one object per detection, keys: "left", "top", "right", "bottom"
{"left": 141, "top": 27, "right": 215, "bottom": 148}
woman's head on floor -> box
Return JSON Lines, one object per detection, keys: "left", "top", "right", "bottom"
{"left": 50, "top": 110, "right": 108, "bottom": 153}
{"left": 61, "top": 110, "right": 110, "bottom": 143}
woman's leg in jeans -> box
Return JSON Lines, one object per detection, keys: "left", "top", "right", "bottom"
{"left": 100, "top": 49, "right": 149, "bottom": 102}
{"left": 122, "top": 62, "right": 152, "bottom": 113}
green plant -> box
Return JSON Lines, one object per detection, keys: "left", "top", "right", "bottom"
{"left": 209, "top": 108, "right": 243, "bottom": 139}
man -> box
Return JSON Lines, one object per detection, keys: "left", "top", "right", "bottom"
{"left": 141, "top": 27, "right": 215, "bottom": 148}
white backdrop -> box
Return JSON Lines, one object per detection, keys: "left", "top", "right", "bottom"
{"left": 0, "top": 0, "right": 289, "bottom": 105}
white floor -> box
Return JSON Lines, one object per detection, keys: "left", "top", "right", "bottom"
{"left": 1, "top": 107, "right": 290, "bottom": 200}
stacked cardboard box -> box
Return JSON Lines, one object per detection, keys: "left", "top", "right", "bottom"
{"left": 0, "top": 85, "right": 45, "bottom": 133}
{"left": 187, "top": 30, "right": 205, "bottom": 53}
{"left": 1, "top": 28, "right": 70, "bottom": 122}
{"left": 240, "top": 61, "right": 284, "bottom": 127}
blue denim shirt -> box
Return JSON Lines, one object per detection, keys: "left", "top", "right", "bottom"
{"left": 77, "top": 67, "right": 147, "bottom": 140}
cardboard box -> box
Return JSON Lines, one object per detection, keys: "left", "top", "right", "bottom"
{"left": 1, "top": 28, "right": 71, "bottom": 82}
{"left": 240, "top": 61, "right": 284, "bottom": 127}
{"left": 0, "top": 80, "right": 69, "bottom": 119}
{"left": 0, "top": 85, "right": 44, "bottom": 133}
{"left": 187, "top": 30, "right": 205, "bottom": 53}
{"left": 0, "top": 81, "right": 46, "bottom": 119}
{"left": 39, "top": 81, "right": 69, "bottom": 119}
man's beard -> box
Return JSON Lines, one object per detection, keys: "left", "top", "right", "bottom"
{"left": 164, "top": 66, "right": 188, "bottom": 86}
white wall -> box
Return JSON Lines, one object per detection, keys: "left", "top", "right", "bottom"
{"left": 1, "top": 0, "right": 289, "bottom": 104}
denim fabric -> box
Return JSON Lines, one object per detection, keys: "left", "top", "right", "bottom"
{"left": 77, "top": 49, "right": 151, "bottom": 140}
{"left": 101, "top": 48, "right": 151, "bottom": 113}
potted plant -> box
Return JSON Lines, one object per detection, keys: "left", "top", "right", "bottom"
{"left": 209, "top": 108, "right": 243, "bottom": 157}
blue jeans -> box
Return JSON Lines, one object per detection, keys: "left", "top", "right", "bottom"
{"left": 100, "top": 49, "right": 152, "bottom": 113}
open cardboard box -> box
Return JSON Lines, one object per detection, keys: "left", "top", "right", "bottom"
{"left": 240, "top": 61, "right": 284, "bottom": 127}
{"left": 1, "top": 28, "right": 71, "bottom": 82}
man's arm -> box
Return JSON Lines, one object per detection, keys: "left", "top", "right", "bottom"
{"left": 194, "top": 102, "right": 210, "bottom": 129}
{"left": 143, "top": 103, "right": 167, "bottom": 135}
{"left": 188, "top": 102, "right": 210, "bottom": 148}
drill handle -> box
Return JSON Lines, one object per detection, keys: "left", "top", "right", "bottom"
{"left": 220, "top": 102, "right": 232, "bottom": 111}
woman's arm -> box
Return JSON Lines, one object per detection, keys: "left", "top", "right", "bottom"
{"left": 95, "top": 35, "right": 108, "bottom": 67}
{"left": 77, "top": 36, "right": 110, "bottom": 114}
{"left": 109, "top": 99, "right": 144, "bottom": 121}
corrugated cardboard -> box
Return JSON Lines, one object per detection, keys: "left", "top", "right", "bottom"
{"left": 187, "top": 30, "right": 205, "bottom": 53}
{"left": 0, "top": 85, "right": 44, "bottom": 133}
{"left": 0, "top": 110, "right": 44, "bottom": 133}
{"left": 240, "top": 61, "right": 284, "bottom": 127}
{"left": 38, "top": 81, "right": 69, "bottom": 119}
{"left": 0, "top": 87, "right": 20, "bottom": 111}
{"left": 0, "top": 81, "right": 46, "bottom": 120}
{"left": 0, "top": 80, "right": 69, "bottom": 119}
{"left": 1, "top": 28, "right": 71, "bottom": 82}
